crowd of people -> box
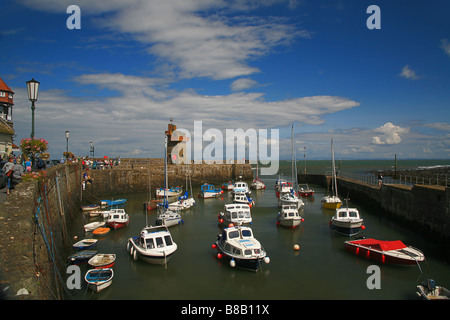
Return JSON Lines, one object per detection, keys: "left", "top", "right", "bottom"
{"left": 1, "top": 154, "right": 120, "bottom": 195}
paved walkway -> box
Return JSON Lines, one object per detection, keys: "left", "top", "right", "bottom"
{"left": 0, "top": 187, "right": 8, "bottom": 203}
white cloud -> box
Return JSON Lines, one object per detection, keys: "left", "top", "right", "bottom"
{"left": 230, "top": 78, "right": 258, "bottom": 91}
{"left": 11, "top": 73, "right": 359, "bottom": 158}
{"left": 372, "top": 122, "right": 409, "bottom": 145}
{"left": 22, "top": 0, "right": 308, "bottom": 81}
{"left": 441, "top": 39, "right": 450, "bottom": 57}
{"left": 399, "top": 65, "right": 419, "bottom": 80}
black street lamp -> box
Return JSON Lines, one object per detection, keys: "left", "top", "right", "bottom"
{"left": 26, "top": 78, "right": 40, "bottom": 139}
{"left": 65, "top": 130, "right": 70, "bottom": 153}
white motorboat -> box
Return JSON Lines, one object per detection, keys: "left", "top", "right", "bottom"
{"left": 106, "top": 208, "right": 129, "bottom": 229}
{"left": 278, "top": 191, "right": 304, "bottom": 209}
{"left": 213, "top": 225, "right": 270, "bottom": 272}
{"left": 330, "top": 205, "right": 364, "bottom": 236}
{"left": 233, "top": 179, "right": 250, "bottom": 194}
{"left": 233, "top": 191, "right": 255, "bottom": 207}
{"left": 127, "top": 225, "right": 177, "bottom": 265}
{"left": 277, "top": 204, "right": 304, "bottom": 228}
{"left": 218, "top": 203, "right": 252, "bottom": 226}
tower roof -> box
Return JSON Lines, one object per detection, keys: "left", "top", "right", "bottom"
{"left": 0, "top": 78, "right": 14, "bottom": 94}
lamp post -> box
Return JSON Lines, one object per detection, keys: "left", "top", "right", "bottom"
{"left": 26, "top": 78, "right": 40, "bottom": 139}
{"left": 90, "top": 141, "right": 95, "bottom": 158}
{"left": 65, "top": 131, "right": 70, "bottom": 154}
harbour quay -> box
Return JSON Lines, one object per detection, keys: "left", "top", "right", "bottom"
{"left": 298, "top": 173, "right": 450, "bottom": 241}
{"left": 0, "top": 160, "right": 251, "bottom": 300}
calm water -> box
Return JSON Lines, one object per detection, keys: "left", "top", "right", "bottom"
{"left": 67, "top": 160, "right": 450, "bottom": 301}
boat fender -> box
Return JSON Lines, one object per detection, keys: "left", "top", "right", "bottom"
{"left": 212, "top": 243, "right": 217, "bottom": 249}
{"left": 217, "top": 253, "right": 223, "bottom": 259}
{"left": 230, "top": 259, "right": 236, "bottom": 268}
{"left": 219, "top": 218, "right": 224, "bottom": 224}
{"left": 366, "top": 250, "right": 370, "bottom": 259}
{"left": 264, "top": 257, "right": 270, "bottom": 264}
{"left": 133, "top": 248, "right": 138, "bottom": 261}
{"left": 130, "top": 246, "right": 134, "bottom": 257}
{"left": 127, "top": 241, "right": 131, "bottom": 253}
{"left": 355, "top": 247, "right": 360, "bottom": 255}
{"left": 381, "top": 254, "right": 385, "bottom": 264}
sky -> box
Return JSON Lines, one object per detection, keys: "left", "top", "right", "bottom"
{"left": 1, "top": 0, "right": 450, "bottom": 161}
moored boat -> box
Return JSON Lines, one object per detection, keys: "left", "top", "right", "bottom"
{"left": 81, "top": 204, "right": 100, "bottom": 212}
{"left": 218, "top": 203, "right": 252, "bottom": 226}
{"left": 416, "top": 279, "right": 450, "bottom": 300}
{"left": 277, "top": 204, "right": 304, "bottom": 228}
{"left": 84, "top": 221, "right": 105, "bottom": 233}
{"left": 73, "top": 238, "right": 98, "bottom": 251}
{"left": 106, "top": 208, "right": 129, "bottom": 229}
{"left": 92, "top": 227, "right": 110, "bottom": 236}
{"left": 213, "top": 225, "right": 270, "bottom": 272}
{"left": 298, "top": 184, "right": 314, "bottom": 197}
{"left": 222, "top": 181, "right": 234, "bottom": 191}
{"left": 100, "top": 198, "right": 127, "bottom": 207}
{"left": 155, "top": 208, "right": 183, "bottom": 227}
{"left": 198, "top": 183, "right": 223, "bottom": 198}
{"left": 85, "top": 268, "right": 113, "bottom": 292}
{"left": 321, "top": 139, "right": 341, "bottom": 209}
{"left": 155, "top": 186, "right": 183, "bottom": 198}
{"left": 330, "top": 206, "right": 364, "bottom": 236}
{"left": 127, "top": 225, "right": 177, "bottom": 265}
{"left": 233, "top": 180, "right": 250, "bottom": 194}
{"left": 88, "top": 253, "right": 116, "bottom": 269}
{"left": 278, "top": 191, "right": 304, "bottom": 209}
{"left": 68, "top": 250, "right": 98, "bottom": 265}
{"left": 233, "top": 191, "right": 255, "bottom": 207}
{"left": 344, "top": 238, "right": 425, "bottom": 265}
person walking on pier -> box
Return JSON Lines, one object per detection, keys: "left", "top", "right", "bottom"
{"left": 378, "top": 172, "right": 383, "bottom": 186}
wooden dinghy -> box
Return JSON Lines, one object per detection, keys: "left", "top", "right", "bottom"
{"left": 88, "top": 253, "right": 116, "bottom": 269}
{"left": 73, "top": 239, "right": 98, "bottom": 250}
{"left": 85, "top": 268, "right": 113, "bottom": 292}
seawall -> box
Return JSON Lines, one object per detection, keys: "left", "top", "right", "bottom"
{"left": 299, "top": 173, "right": 450, "bottom": 240}
{"left": 0, "top": 163, "right": 82, "bottom": 300}
{"left": 83, "top": 158, "right": 253, "bottom": 197}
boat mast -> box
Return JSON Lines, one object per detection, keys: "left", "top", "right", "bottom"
{"left": 331, "top": 138, "right": 338, "bottom": 197}
{"left": 291, "top": 124, "right": 294, "bottom": 183}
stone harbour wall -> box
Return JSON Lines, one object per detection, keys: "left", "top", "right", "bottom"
{"left": 0, "top": 163, "right": 82, "bottom": 300}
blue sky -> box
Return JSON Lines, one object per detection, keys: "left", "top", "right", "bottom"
{"left": 1, "top": 0, "right": 449, "bottom": 161}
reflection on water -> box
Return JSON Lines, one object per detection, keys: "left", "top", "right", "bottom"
{"left": 67, "top": 176, "right": 450, "bottom": 300}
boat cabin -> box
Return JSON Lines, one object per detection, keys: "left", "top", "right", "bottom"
{"left": 108, "top": 208, "right": 127, "bottom": 219}
{"left": 218, "top": 227, "right": 262, "bottom": 258}
{"left": 335, "top": 208, "right": 360, "bottom": 220}
{"left": 234, "top": 181, "right": 249, "bottom": 191}
{"left": 138, "top": 226, "right": 175, "bottom": 250}
{"left": 223, "top": 204, "right": 251, "bottom": 223}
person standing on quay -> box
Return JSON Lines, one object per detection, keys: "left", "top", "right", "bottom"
{"left": 3, "top": 156, "right": 15, "bottom": 195}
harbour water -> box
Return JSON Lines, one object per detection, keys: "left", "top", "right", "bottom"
{"left": 67, "top": 160, "right": 450, "bottom": 301}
